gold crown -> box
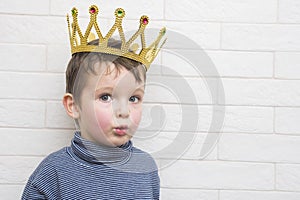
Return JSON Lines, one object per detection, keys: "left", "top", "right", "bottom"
{"left": 67, "top": 5, "right": 166, "bottom": 71}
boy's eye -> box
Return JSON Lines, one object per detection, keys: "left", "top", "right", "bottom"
{"left": 129, "top": 96, "right": 140, "bottom": 103}
{"left": 99, "top": 94, "right": 112, "bottom": 102}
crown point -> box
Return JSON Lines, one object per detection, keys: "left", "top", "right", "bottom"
{"left": 140, "top": 16, "right": 149, "bottom": 25}
{"left": 143, "top": 18, "right": 148, "bottom": 25}
{"left": 71, "top": 7, "right": 78, "bottom": 16}
{"left": 117, "top": 10, "right": 123, "bottom": 17}
{"left": 161, "top": 27, "right": 166, "bottom": 35}
{"left": 115, "top": 8, "right": 125, "bottom": 18}
{"left": 90, "top": 8, "right": 96, "bottom": 14}
{"left": 89, "top": 5, "right": 99, "bottom": 14}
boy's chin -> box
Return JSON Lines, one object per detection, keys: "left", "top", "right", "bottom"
{"left": 107, "top": 135, "right": 132, "bottom": 147}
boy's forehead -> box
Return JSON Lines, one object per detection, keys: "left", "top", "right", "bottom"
{"left": 84, "top": 63, "right": 144, "bottom": 90}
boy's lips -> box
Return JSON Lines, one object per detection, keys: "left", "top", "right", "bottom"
{"left": 113, "top": 125, "right": 128, "bottom": 136}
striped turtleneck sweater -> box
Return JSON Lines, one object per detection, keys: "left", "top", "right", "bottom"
{"left": 22, "top": 132, "right": 160, "bottom": 199}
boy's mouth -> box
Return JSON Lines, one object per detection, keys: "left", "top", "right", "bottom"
{"left": 113, "top": 125, "right": 128, "bottom": 136}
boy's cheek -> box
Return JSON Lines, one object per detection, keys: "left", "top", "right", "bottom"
{"left": 95, "top": 108, "right": 112, "bottom": 130}
{"left": 130, "top": 110, "right": 143, "bottom": 127}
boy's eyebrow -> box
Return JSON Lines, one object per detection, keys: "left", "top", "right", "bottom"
{"left": 94, "top": 87, "right": 144, "bottom": 92}
{"left": 95, "top": 87, "right": 145, "bottom": 94}
{"left": 95, "top": 86, "right": 113, "bottom": 92}
{"left": 134, "top": 88, "right": 145, "bottom": 94}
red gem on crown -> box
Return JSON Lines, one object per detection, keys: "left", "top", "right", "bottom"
{"left": 142, "top": 17, "right": 148, "bottom": 25}
{"left": 89, "top": 7, "right": 96, "bottom": 14}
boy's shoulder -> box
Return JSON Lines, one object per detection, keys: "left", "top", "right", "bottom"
{"left": 29, "top": 148, "right": 69, "bottom": 176}
{"left": 39, "top": 147, "right": 69, "bottom": 167}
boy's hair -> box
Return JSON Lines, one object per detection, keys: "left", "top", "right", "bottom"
{"left": 65, "top": 38, "right": 146, "bottom": 105}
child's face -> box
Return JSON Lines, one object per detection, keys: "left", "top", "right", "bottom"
{"left": 77, "top": 62, "right": 145, "bottom": 147}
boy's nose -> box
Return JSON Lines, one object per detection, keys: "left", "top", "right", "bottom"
{"left": 113, "top": 100, "right": 129, "bottom": 118}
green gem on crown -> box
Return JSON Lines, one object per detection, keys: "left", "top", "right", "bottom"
{"left": 71, "top": 8, "right": 77, "bottom": 16}
{"left": 162, "top": 28, "right": 166, "bottom": 35}
{"left": 117, "top": 10, "right": 123, "bottom": 16}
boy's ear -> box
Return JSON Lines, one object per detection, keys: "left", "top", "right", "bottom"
{"left": 62, "top": 93, "right": 80, "bottom": 119}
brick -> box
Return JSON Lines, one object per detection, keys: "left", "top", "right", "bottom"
{"left": 219, "top": 133, "right": 300, "bottom": 163}
{"left": 207, "top": 50, "right": 273, "bottom": 78}
{"left": 189, "top": 78, "right": 218, "bottom": 104}
{"left": 161, "top": 50, "right": 202, "bottom": 77}
{"left": 0, "top": 100, "right": 45, "bottom": 128}
{"left": 163, "top": 22, "right": 220, "bottom": 49}
{"left": 137, "top": 103, "right": 164, "bottom": 131}
{"left": 0, "top": 128, "right": 73, "bottom": 156}
{"left": 0, "top": 44, "right": 46, "bottom": 71}
{"left": 152, "top": 105, "right": 214, "bottom": 132}
{"left": 47, "top": 44, "right": 70, "bottom": 72}
{"left": 0, "top": 0, "right": 49, "bottom": 15}
{"left": 220, "top": 79, "right": 300, "bottom": 106}
{"left": 0, "top": 15, "right": 67, "bottom": 45}
{"left": 133, "top": 132, "right": 218, "bottom": 160}
{"left": 218, "top": 79, "right": 264, "bottom": 107}
{"left": 0, "top": 72, "right": 64, "bottom": 100}
{"left": 278, "top": 0, "right": 300, "bottom": 23}
{"left": 275, "top": 107, "right": 300, "bottom": 135}
{"left": 50, "top": 0, "right": 164, "bottom": 19}
{"left": 222, "top": 106, "right": 273, "bottom": 133}
{"left": 268, "top": 80, "right": 300, "bottom": 106}
{"left": 165, "top": 0, "right": 277, "bottom": 23}
{"left": 0, "top": 185, "right": 25, "bottom": 200}
{"left": 140, "top": 104, "right": 177, "bottom": 132}
{"left": 221, "top": 190, "right": 300, "bottom": 200}
{"left": 160, "top": 160, "right": 274, "bottom": 189}
{"left": 182, "top": 132, "right": 218, "bottom": 160}
{"left": 46, "top": 101, "right": 74, "bottom": 129}
{"left": 161, "top": 188, "right": 218, "bottom": 200}
{"left": 0, "top": 156, "right": 43, "bottom": 184}
{"left": 277, "top": 164, "right": 300, "bottom": 191}
{"left": 159, "top": 104, "right": 273, "bottom": 133}
{"left": 161, "top": 49, "right": 224, "bottom": 78}
{"left": 222, "top": 24, "right": 300, "bottom": 51}
{"left": 144, "top": 76, "right": 218, "bottom": 104}
{"left": 275, "top": 52, "right": 300, "bottom": 79}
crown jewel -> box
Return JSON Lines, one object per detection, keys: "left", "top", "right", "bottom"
{"left": 67, "top": 5, "right": 166, "bottom": 71}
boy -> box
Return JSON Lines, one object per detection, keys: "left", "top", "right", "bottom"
{"left": 22, "top": 5, "right": 166, "bottom": 199}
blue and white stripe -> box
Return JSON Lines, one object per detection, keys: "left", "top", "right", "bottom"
{"left": 22, "top": 132, "right": 160, "bottom": 199}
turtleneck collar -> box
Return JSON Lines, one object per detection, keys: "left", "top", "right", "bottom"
{"left": 70, "top": 131, "right": 132, "bottom": 165}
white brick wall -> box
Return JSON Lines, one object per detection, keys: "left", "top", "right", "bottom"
{"left": 0, "top": 0, "right": 300, "bottom": 199}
